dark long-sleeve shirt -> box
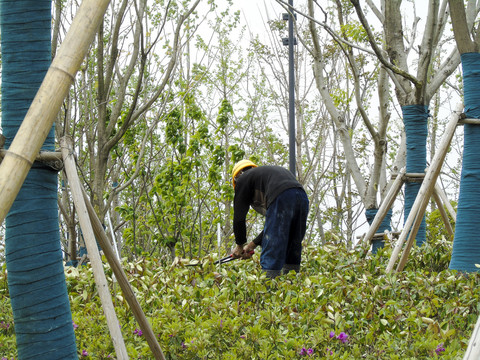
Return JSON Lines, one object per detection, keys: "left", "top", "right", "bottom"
{"left": 233, "top": 165, "right": 304, "bottom": 246}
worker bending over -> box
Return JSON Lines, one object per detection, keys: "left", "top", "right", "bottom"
{"left": 231, "top": 160, "right": 309, "bottom": 278}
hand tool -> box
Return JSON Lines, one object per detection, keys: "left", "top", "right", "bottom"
{"left": 214, "top": 250, "right": 255, "bottom": 265}
{"left": 186, "top": 250, "right": 254, "bottom": 266}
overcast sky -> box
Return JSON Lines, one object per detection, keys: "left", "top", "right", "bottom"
{"left": 233, "top": 0, "right": 432, "bottom": 38}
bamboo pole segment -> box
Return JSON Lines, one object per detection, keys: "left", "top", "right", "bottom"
{"left": 464, "top": 315, "right": 480, "bottom": 359}
{"left": 404, "top": 173, "right": 426, "bottom": 181}
{"left": 390, "top": 172, "right": 425, "bottom": 180}
{"left": 0, "top": 0, "right": 111, "bottom": 224}
{"left": 61, "top": 137, "right": 129, "bottom": 359}
{"left": 80, "top": 181, "right": 166, "bottom": 359}
{"left": 0, "top": 149, "right": 62, "bottom": 163}
{"left": 393, "top": 204, "right": 426, "bottom": 273}
{"left": 459, "top": 118, "right": 480, "bottom": 125}
{"left": 432, "top": 187, "right": 454, "bottom": 238}
{"left": 362, "top": 167, "right": 406, "bottom": 245}
{"left": 434, "top": 183, "right": 457, "bottom": 222}
{"left": 386, "top": 103, "right": 464, "bottom": 273}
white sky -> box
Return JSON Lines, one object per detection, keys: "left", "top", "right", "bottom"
{"left": 230, "top": 0, "right": 432, "bottom": 52}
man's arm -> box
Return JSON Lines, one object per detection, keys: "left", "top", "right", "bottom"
{"left": 232, "top": 181, "right": 251, "bottom": 245}
{"left": 252, "top": 230, "right": 264, "bottom": 246}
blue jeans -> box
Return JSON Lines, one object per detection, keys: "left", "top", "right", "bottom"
{"left": 260, "top": 188, "right": 309, "bottom": 271}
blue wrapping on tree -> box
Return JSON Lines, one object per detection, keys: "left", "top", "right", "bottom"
{"left": 402, "top": 105, "right": 429, "bottom": 246}
{"left": 450, "top": 53, "right": 480, "bottom": 273}
{"left": 1, "top": 0, "right": 77, "bottom": 358}
{"left": 365, "top": 208, "right": 393, "bottom": 254}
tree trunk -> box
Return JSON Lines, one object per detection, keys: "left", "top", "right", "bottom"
{"left": 0, "top": 0, "right": 77, "bottom": 358}
{"left": 362, "top": 0, "right": 461, "bottom": 247}
{"left": 402, "top": 105, "right": 429, "bottom": 246}
{"left": 448, "top": 0, "right": 480, "bottom": 272}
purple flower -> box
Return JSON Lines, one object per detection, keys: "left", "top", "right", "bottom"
{"left": 326, "top": 348, "right": 333, "bottom": 356}
{"left": 299, "top": 347, "right": 314, "bottom": 356}
{"left": 329, "top": 331, "right": 335, "bottom": 338}
{"left": 134, "top": 328, "right": 143, "bottom": 336}
{"left": 435, "top": 343, "right": 446, "bottom": 355}
{"left": 72, "top": 321, "right": 78, "bottom": 329}
{"left": 337, "top": 332, "right": 348, "bottom": 343}
{"left": 181, "top": 342, "right": 187, "bottom": 349}
{"left": 82, "top": 349, "right": 88, "bottom": 357}
{"left": 240, "top": 335, "right": 246, "bottom": 339}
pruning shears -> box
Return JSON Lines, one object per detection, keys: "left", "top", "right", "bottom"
{"left": 214, "top": 250, "right": 255, "bottom": 265}
{"left": 186, "top": 250, "right": 254, "bottom": 267}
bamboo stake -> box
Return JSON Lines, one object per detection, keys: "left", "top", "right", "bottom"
{"left": 434, "top": 183, "right": 456, "bottom": 222}
{"left": 80, "top": 180, "right": 166, "bottom": 359}
{"left": 432, "top": 187, "right": 454, "bottom": 238}
{"left": 0, "top": 0, "right": 111, "bottom": 224}
{"left": 459, "top": 118, "right": 480, "bottom": 125}
{"left": 0, "top": 149, "right": 62, "bottom": 163}
{"left": 464, "top": 315, "right": 480, "bottom": 359}
{"left": 362, "top": 167, "right": 406, "bottom": 246}
{"left": 386, "top": 103, "right": 463, "bottom": 273}
{"left": 61, "top": 137, "right": 129, "bottom": 359}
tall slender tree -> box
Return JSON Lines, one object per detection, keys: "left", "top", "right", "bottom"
{"left": 304, "top": 0, "right": 398, "bottom": 248}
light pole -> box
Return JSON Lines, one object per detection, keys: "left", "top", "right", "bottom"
{"left": 282, "top": 0, "right": 296, "bottom": 177}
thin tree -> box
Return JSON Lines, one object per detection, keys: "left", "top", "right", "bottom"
{"left": 303, "top": 0, "right": 396, "bottom": 248}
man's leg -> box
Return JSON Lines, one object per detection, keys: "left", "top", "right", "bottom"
{"left": 260, "top": 189, "right": 297, "bottom": 273}
{"left": 283, "top": 189, "right": 309, "bottom": 273}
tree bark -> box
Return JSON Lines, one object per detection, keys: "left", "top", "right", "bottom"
{"left": 0, "top": 0, "right": 110, "bottom": 356}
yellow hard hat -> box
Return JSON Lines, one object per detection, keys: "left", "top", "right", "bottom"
{"left": 232, "top": 159, "right": 257, "bottom": 188}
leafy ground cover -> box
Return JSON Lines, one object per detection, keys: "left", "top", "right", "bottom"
{"left": 1, "top": 236, "right": 479, "bottom": 359}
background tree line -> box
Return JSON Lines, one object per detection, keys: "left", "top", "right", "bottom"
{"left": 3, "top": 1, "right": 479, "bottom": 358}
{"left": 41, "top": 0, "right": 471, "bottom": 265}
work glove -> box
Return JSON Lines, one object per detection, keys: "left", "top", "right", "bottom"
{"left": 232, "top": 244, "right": 245, "bottom": 259}
{"left": 241, "top": 242, "right": 257, "bottom": 259}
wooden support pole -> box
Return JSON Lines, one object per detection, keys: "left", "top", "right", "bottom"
{"left": 394, "top": 201, "right": 428, "bottom": 273}
{"left": 387, "top": 103, "right": 463, "bottom": 273}
{"left": 434, "top": 183, "right": 457, "bottom": 222}
{"left": 459, "top": 118, "right": 480, "bottom": 125}
{"left": 432, "top": 187, "right": 454, "bottom": 238}
{"left": 404, "top": 173, "right": 426, "bottom": 181}
{"left": 81, "top": 181, "right": 166, "bottom": 359}
{"left": 390, "top": 172, "right": 425, "bottom": 181}
{"left": 362, "top": 167, "right": 406, "bottom": 245}
{"left": 61, "top": 137, "right": 129, "bottom": 359}
{"left": 464, "top": 316, "right": 480, "bottom": 359}
{"left": 0, "top": 149, "right": 62, "bottom": 163}
{"left": 0, "top": 0, "right": 111, "bottom": 224}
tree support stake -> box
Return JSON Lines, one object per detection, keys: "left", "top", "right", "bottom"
{"left": 386, "top": 103, "right": 463, "bottom": 273}
{"left": 61, "top": 136, "right": 129, "bottom": 359}
{"left": 61, "top": 136, "right": 166, "bottom": 360}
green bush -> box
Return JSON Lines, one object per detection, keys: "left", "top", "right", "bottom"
{"left": 426, "top": 202, "right": 456, "bottom": 244}
{"left": 1, "top": 239, "right": 479, "bottom": 359}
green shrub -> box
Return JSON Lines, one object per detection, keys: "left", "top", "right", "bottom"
{"left": 0, "top": 239, "right": 479, "bottom": 359}
{"left": 426, "top": 202, "right": 456, "bottom": 244}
